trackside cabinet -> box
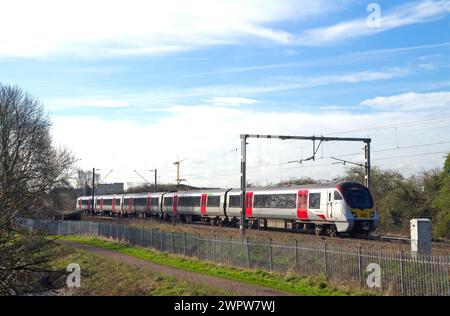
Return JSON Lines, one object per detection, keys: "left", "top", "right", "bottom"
{"left": 410, "top": 219, "right": 431, "bottom": 254}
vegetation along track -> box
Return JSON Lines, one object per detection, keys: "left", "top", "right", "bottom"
{"left": 81, "top": 215, "right": 450, "bottom": 255}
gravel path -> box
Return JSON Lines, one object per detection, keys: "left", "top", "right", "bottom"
{"left": 57, "top": 240, "right": 291, "bottom": 296}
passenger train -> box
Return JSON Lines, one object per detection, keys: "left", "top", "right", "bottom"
{"left": 76, "top": 182, "right": 378, "bottom": 237}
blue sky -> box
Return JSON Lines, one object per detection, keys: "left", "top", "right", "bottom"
{"left": 1, "top": 0, "right": 450, "bottom": 187}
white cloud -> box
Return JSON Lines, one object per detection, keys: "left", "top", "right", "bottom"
{"left": 0, "top": 0, "right": 339, "bottom": 58}
{"left": 184, "top": 42, "right": 450, "bottom": 77}
{"left": 297, "top": 0, "right": 450, "bottom": 46}
{"left": 205, "top": 97, "right": 258, "bottom": 106}
{"left": 145, "top": 68, "right": 409, "bottom": 100}
{"left": 51, "top": 104, "right": 450, "bottom": 188}
{"left": 45, "top": 98, "right": 130, "bottom": 109}
{"left": 72, "top": 68, "right": 407, "bottom": 112}
{"left": 360, "top": 91, "right": 450, "bottom": 111}
{"left": 1, "top": 1, "right": 448, "bottom": 58}
{"left": 88, "top": 68, "right": 409, "bottom": 114}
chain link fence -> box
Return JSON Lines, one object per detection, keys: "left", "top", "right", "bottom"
{"left": 18, "top": 218, "right": 450, "bottom": 296}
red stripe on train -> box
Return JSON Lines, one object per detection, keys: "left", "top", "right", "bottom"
{"left": 200, "top": 194, "right": 207, "bottom": 215}
{"left": 245, "top": 192, "right": 253, "bottom": 217}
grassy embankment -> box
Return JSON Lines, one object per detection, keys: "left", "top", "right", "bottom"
{"left": 51, "top": 242, "right": 232, "bottom": 295}
{"left": 55, "top": 235, "right": 376, "bottom": 296}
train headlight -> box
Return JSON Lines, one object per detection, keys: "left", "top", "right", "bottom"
{"left": 352, "top": 212, "right": 356, "bottom": 218}
{"left": 370, "top": 212, "right": 375, "bottom": 218}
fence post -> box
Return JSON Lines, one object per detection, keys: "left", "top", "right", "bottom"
{"left": 400, "top": 250, "right": 405, "bottom": 295}
{"left": 68, "top": 221, "right": 71, "bottom": 235}
{"left": 358, "top": 246, "right": 363, "bottom": 286}
{"left": 160, "top": 230, "right": 163, "bottom": 251}
{"left": 246, "top": 237, "right": 251, "bottom": 268}
{"left": 324, "top": 242, "right": 328, "bottom": 278}
{"left": 183, "top": 232, "right": 187, "bottom": 256}
{"left": 150, "top": 228, "right": 153, "bottom": 247}
{"left": 57, "top": 222, "right": 61, "bottom": 236}
{"left": 230, "top": 236, "right": 233, "bottom": 264}
{"left": 171, "top": 231, "right": 174, "bottom": 253}
{"left": 446, "top": 255, "right": 450, "bottom": 296}
{"left": 197, "top": 235, "right": 201, "bottom": 259}
{"left": 295, "top": 240, "right": 299, "bottom": 272}
{"left": 213, "top": 235, "right": 216, "bottom": 262}
{"left": 129, "top": 225, "right": 131, "bottom": 243}
{"left": 268, "top": 238, "right": 273, "bottom": 271}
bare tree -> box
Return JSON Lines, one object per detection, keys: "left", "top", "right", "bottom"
{"left": 0, "top": 84, "right": 75, "bottom": 294}
{"left": 74, "top": 169, "right": 100, "bottom": 195}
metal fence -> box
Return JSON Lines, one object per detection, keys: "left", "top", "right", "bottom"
{"left": 19, "top": 218, "right": 450, "bottom": 296}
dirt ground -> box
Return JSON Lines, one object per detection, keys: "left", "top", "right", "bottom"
{"left": 57, "top": 239, "right": 291, "bottom": 296}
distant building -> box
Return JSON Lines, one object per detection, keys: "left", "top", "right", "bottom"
{"left": 95, "top": 183, "right": 124, "bottom": 195}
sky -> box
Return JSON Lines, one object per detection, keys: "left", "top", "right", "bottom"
{"left": 1, "top": 0, "right": 450, "bottom": 188}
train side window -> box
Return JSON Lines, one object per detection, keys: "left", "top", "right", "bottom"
{"left": 139, "top": 197, "right": 146, "bottom": 206}
{"left": 229, "top": 195, "right": 240, "bottom": 208}
{"left": 277, "top": 194, "right": 296, "bottom": 208}
{"left": 207, "top": 196, "right": 220, "bottom": 207}
{"left": 193, "top": 196, "right": 201, "bottom": 206}
{"left": 253, "top": 195, "right": 263, "bottom": 207}
{"left": 164, "top": 197, "right": 173, "bottom": 206}
{"left": 254, "top": 194, "right": 296, "bottom": 208}
{"left": 309, "top": 193, "right": 321, "bottom": 209}
{"left": 334, "top": 190, "right": 343, "bottom": 200}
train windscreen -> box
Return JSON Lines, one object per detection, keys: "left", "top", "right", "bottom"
{"left": 339, "top": 183, "right": 373, "bottom": 209}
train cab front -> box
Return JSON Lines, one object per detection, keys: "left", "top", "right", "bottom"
{"left": 337, "top": 182, "right": 378, "bottom": 235}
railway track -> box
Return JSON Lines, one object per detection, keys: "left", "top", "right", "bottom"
{"left": 80, "top": 214, "right": 450, "bottom": 255}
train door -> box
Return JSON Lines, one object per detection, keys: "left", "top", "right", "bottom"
{"left": 200, "top": 194, "right": 207, "bottom": 215}
{"left": 245, "top": 192, "right": 253, "bottom": 217}
{"left": 100, "top": 198, "right": 103, "bottom": 212}
{"left": 326, "top": 189, "right": 334, "bottom": 219}
{"left": 173, "top": 194, "right": 178, "bottom": 213}
{"left": 297, "top": 190, "right": 308, "bottom": 220}
{"left": 112, "top": 198, "right": 115, "bottom": 212}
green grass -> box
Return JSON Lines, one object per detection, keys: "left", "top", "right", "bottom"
{"left": 54, "top": 235, "right": 375, "bottom": 296}
{"left": 50, "top": 242, "right": 232, "bottom": 296}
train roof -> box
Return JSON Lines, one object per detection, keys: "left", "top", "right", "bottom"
{"left": 77, "top": 196, "right": 93, "bottom": 200}
{"left": 76, "top": 182, "right": 367, "bottom": 199}
{"left": 164, "top": 189, "right": 229, "bottom": 195}
{"left": 122, "top": 192, "right": 165, "bottom": 198}
{"left": 228, "top": 182, "right": 365, "bottom": 192}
